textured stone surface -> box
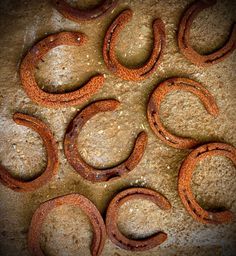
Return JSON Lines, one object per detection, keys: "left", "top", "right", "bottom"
{"left": 0, "top": 0, "right": 235, "bottom": 255}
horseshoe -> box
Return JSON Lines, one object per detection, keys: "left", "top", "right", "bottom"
{"left": 0, "top": 113, "right": 58, "bottom": 192}
{"left": 28, "top": 194, "right": 106, "bottom": 256}
{"left": 103, "top": 9, "right": 166, "bottom": 81}
{"left": 105, "top": 188, "right": 171, "bottom": 251}
{"left": 52, "top": 0, "right": 118, "bottom": 22}
{"left": 178, "top": 142, "right": 236, "bottom": 224}
{"left": 64, "top": 99, "right": 148, "bottom": 182}
{"left": 20, "top": 32, "right": 104, "bottom": 108}
{"left": 147, "top": 77, "right": 219, "bottom": 149}
{"left": 178, "top": 0, "right": 236, "bottom": 67}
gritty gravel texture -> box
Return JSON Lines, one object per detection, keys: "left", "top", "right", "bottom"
{"left": 0, "top": 0, "right": 236, "bottom": 255}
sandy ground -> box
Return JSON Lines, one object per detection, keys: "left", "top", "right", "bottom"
{"left": 0, "top": 0, "right": 236, "bottom": 255}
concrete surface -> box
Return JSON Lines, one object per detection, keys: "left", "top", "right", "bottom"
{"left": 0, "top": 0, "right": 235, "bottom": 255}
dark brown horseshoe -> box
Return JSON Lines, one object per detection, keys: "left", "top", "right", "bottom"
{"left": 147, "top": 77, "right": 219, "bottom": 149}
{"left": 28, "top": 194, "right": 106, "bottom": 256}
{"left": 20, "top": 32, "right": 104, "bottom": 108}
{"left": 106, "top": 188, "right": 171, "bottom": 251}
{"left": 178, "top": 0, "right": 236, "bottom": 67}
{"left": 0, "top": 113, "right": 58, "bottom": 192}
{"left": 103, "top": 9, "right": 166, "bottom": 81}
{"left": 178, "top": 143, "right": 236, "bottom": 224}
{"left": 64, "top": 100, "right": 148, "bottom": 182}
{"left": 52, "top": 0, "right": 118, "bottom": 22}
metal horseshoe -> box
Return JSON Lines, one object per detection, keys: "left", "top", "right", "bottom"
{"left": 178, "top": 142, "right": 236, "bottom": 224}
{"left": 64, "top": 99, "right": 148, "bottom": 182}
{"left": 52, "top": 0, "right": 118, "bottom": 22}
{"left": 106, "top": 188, "right": 171, "bottom": 251}
{"left": 178, "top": 0, "right": 236, "bottom": 67}
{"left": 28, "top": 194, "right": 106, "bottom": 256}
{"left": 0, "top": 113, "right": 59, "bottom": 192}
{"left": 20, "top": 32, "right": 105, "bottom": 108}
{"left": 147, "top": 77, "right": 219, "bottom": 149}
{"left": 103, "top": 9, "right": 166, "bottom": 81}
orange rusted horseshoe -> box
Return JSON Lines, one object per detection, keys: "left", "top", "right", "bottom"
{"left": 147, "top": 77, "right": 219, "bottom": 149}
{"left": 103, "top": 9, "right": 166, "bottom": 81}
{"left": 64, "top": 100, "right": 148, "bottom": 182}
{"left": 0, "top": 113, "right": 58, "bottom": 192}
{"left": 106, "top": 188, "right": 171, "bottom": 251}
{"left": 28, "top": 194, "right": 106, "bottom": 256}
{"left": 178, "top": 0, "right": 236, "bottom": 67}
{"left": 178, "top": 142, "right": 236, "bottom": 224}
{"left": 52, "top": 0, "right": 118, "bottom": 22}
{"left": 20, "top": 32, "right": 104, "bottom": 108}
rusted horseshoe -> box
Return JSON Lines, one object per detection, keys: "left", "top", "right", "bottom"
{"left": 147, "top": 77, "right": 219, "bottom": 149}
{"left": 178, "top": 142, "right": 236, "bottom": 224}
{"left": 178, "top": 0, "right": 236, "bottom": 67}
{"left": 28, "top": 194, "right": 106, "bottom": 256}
{"left": 103, "top": 9, "right": 166, "bottom": 81}
{"left": 64, "top": 100, "right": 148, "bottom": 182}
{"left": 106, "top": 188, "right": 171, "bottom": 251}
{"left": 20, "top": 32, "right": 105, "bottom": 108}
{"left": 0, "top": 113, "right": 58, "bottom": 192}
{"left": 52, "top": 0, "right": 118, "bottom": 22}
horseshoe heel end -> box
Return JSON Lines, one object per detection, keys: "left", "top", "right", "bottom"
{"left": 86, "top": 74, "right": 105, "bottom": 92}
{"left": 13, "top": 112, "right": 27, "bottom": 124}
{"left": 210, "top": 210, "right": 234, "bottom": 224}
{"left": 51, "top": 31, "right": 87, "bottom": 47}
{"left": 153, "top": 18, "right": 165, "bottom": 32}
{"left": 154, "top": 231, "right": 168, "bottom": 245}
{"left": 95, "top": 99, "right": 120, "bottom": 112}
{"left": 119, "top": 9, "right": 133, "bottom": 22}
{"left": 125, "top": 131, "right": 148, "bottom": 170}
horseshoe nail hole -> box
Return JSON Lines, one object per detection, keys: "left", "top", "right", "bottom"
{"left": 41, "top": 205, "right": 92, "bottom": 256}
{"left": 159, "top": 91, "right": 216, "bottom": 140}
{"left": 0, "top": 125, "right": 46, "bottom": 181}
{"left": 117, "top": 199, "right": 168, "bottom": 240}
{"left": 190, "top": 0, "right": 235, "bottom": 54}
{"left": 35, "top": 46, "right": 98, "bottom": 93}
{"left": 191, "top": 155, "right": 236, "bottom": 212}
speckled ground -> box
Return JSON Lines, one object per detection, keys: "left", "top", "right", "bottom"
{"left": 0, "top": 0, "right": 236, "bottom": 255}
